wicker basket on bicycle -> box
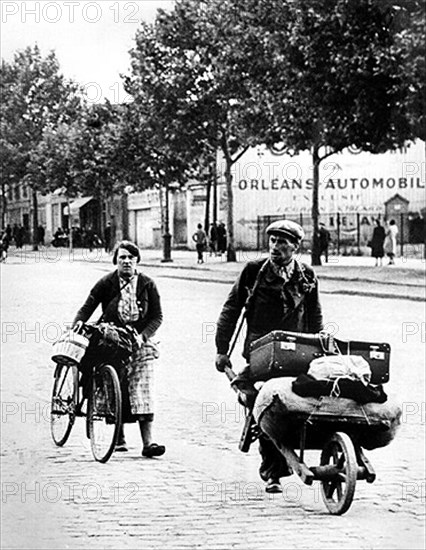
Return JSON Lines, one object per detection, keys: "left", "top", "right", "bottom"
{"left": 51, "top": 330, "right": 90, "bottom": 366}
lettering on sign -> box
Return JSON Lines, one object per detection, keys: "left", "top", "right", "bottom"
{"left": 237, "top": 178, "right": 424, "bottom": 191}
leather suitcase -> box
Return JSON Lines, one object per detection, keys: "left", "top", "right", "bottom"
{"left": 248, "top": 331, "right": 390, "bottom": 384}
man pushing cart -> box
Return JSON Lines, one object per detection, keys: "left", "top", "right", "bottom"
{"left": 215, "top": 220, "right": 401, "bottom": 512}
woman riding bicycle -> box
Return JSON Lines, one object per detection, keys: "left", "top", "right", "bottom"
{"left": 73, "top": 240, "right": 165, "bottom": 458}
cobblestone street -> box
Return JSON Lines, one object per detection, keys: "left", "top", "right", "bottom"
{"left": 1, "top": 254, "right": 425, "bottom": 549}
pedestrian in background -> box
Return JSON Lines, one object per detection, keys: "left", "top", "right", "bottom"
{"left": 217, "top": 222, "right": 227, "bottom": 255}
{"left": 5, "top": 224, "right": 12, "bottom": 242}
{"left": 15, "top": 225, "right": 24, "bottom": 249}
{"left": 104, "top": 221, "right": 112, "bottom": 253}
{"left": 208, "top": 222, "right": 218, "bottom": 256}
{"left": 192, "top": 223, "right": 207, "bottom": 264}
{"left": 370, "top": 219, "right": 385, "bottom": 267}
{"left": 318, "top": 223, "right": 331, "bottom": 263}
{"left": 0, "top": 229, "right": 10, "bottom": 262}
{"left": 37, "top": 224, "right": 45, "bottom": 246}
{"left": 384, "top": 219, "right": 398, "bottom": 265}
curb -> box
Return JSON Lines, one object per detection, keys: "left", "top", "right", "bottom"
{"left": 143, "top": 269, "right": 425, "bottom": 302}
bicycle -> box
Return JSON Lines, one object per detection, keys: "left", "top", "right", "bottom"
{"left": 50, "top": 322, "right": 123, "bottom": 463}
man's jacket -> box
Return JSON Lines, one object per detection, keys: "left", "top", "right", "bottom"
{"left": 74, "top": 270, "right": 162, "bottom": 341}
{"left": 216, "top": 258, "right": 323, "bottom": 358}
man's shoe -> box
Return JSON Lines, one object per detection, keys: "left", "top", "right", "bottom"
{"left": 142, "top": 443, "right": 166, "bottom": 458}
{"left": 265, "top": 478, "right": 282, "bottom": 493}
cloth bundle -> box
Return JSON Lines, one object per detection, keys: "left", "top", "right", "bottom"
{"left": 253, "top": 378, "right": 400, "bottom": 451}
{"left": 308, "top": 354, "right": 372, "bottom": 386}
{"left": 290, "top": 353, "right": 387, "bottom": 403}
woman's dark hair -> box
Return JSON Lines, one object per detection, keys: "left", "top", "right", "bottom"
{"left": 112, "top": 240, "right": 141, "bottom": 264}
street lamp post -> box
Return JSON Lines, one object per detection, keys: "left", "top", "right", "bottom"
{"left": 161, "top": 182, "right": 173, "bottom": 263}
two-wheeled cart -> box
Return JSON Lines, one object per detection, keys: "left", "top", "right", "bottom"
{"left": 224, "top": 331, "right": 400, "bottom": 515}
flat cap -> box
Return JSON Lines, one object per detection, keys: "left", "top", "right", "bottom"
{"left": 266, "top": 220, "right": 305, "bottom": 243}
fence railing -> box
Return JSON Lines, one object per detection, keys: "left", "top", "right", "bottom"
{"left": 257, "top": 212, "right": 426, "bottom": 257}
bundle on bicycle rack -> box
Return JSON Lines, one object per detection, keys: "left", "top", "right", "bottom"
{"left": 51, "top": 328, "right": 90, "bottom": 366}
{"left": 81, "top": 322, "right": 137, "bottom": 367}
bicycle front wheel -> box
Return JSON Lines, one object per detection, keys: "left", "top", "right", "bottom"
{"left": 88, "top": 364, "right": 122, "bottom": 463}
{"left": 51, "top": 363, "right": 78, "bottom": 446}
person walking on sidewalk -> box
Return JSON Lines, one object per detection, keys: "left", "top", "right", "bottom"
{"left": 73, "top": 240, "right": 165, "bottom": 458}
{"left": 384, "top": 219, "right": 398, "bottom": 265}
{"left": 208, "top": 222, "right": 218, "bottom": 256}
{"left": 192, "top": 223, "right": 207, "bottom": 264}
{"left": 370, "top": 219, "right": 386, "bottom": 266}
{"left": 318, "top": 223, "right": 331, "bottom": 263}
{"left": 217, "top": 222, "right": 227, "bottom": 255}
{"left": 104, "top": 221, "right": 112, "bottom": 253}
{"left": 214, "top": 220, "right": 323, "bottom": 494}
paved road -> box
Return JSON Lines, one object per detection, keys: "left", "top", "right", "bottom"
{"left": 1, "top": 258, "right": 425, "bottom": 549}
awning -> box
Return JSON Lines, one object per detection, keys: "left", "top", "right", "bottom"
{"left": 69, "top": 196, "right": 94, "bottom": 213}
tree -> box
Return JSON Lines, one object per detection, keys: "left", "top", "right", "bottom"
{"left": 122, "top": 19, "right": 215, "bottom": 260}
{"left": 0, "top": 45, "right": 81, "bottom": 249}
{"left": 71, "top": 102, "right": 124, "bottom": 237}
{"left": 235, "top": 0, "right": 421, "bottom": 264}
{"left": 36, "top": 120, "right": 84, "bottom": 249}
{"left": 124, "top": 1, "right": 272, "bottom": 261}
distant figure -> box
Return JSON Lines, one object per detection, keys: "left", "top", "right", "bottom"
{"left": 318, "top": 223, "right": 331, "bottom": 263}
{"left": 384, "top": 219, "right": 398, "bottom": 265}
{"left": 12, "top": 224, "right": 19, "bottom": 245}
{"left": 37, "top": 224, "right": 45, "bottom": 246}
{"left": 370, "top": 219, "right": 386, "bottom": 266}
{"left": 15, "top": 225, "right": 25, "bottom": 249}
{"left": 5, "top": 224, "right": 12, "bottom": 241}
{"left": 84, "top": 226, "right": 95, "bottom": 252}
{"left": 209, "top": 222, "right": 218, "bottom": 256}
{"left": 192, "top": 223, "right": 207, "bottom": 264}
{"left": 104, "top": 221, "right": 112, "bottom": 253}
{"left": 217, "top": 222, "right": 227, "bottom": 255}
{"left": 53, "top": 227, "right": 65, "bottom": 247}
{"left": 0, "top": 229, "right": 10, "bottom": 262}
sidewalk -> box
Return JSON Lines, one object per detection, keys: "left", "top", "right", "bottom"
{"left": 127, "top": 247, "right": 425, "bottom": 301}
{"left": 4, "top": 245, "right": 425, "bottom": 300}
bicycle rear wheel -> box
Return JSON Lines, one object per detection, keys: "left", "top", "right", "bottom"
{"left": 88, "top": 364, "right": 122, "bottom": 463}
{"left": 51, "top": 363, "right": 78, "bottom": 446}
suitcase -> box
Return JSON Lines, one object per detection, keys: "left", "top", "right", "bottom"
{"left": 248, "top": 331, "right": 390, "bottom": 385}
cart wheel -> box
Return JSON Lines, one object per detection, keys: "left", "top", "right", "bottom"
{"left": 320, "top": 432, "right": 357, "bottom": 515}
{"left": 88, "top": 364, "right": 121, "bottom": 463}
{"left": 50, "top": 363, "right": 78, "bottom": 446}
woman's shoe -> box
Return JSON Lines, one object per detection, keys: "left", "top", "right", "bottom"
{"left": 142, "top": 443, "right": 166, "bottom": 458}
{"left": 265, "top": 478, "right": 282, "bottom": 493}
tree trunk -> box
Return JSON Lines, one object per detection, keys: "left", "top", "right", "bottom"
{"left": 67, "top": 194, "right": 73, "bottom": 253}
{"left": 204, "top": 173, "right": 211, "bottom": 233}
{"left": 224, "top": 159, "right": 236, "bottom": 262}
{"left": 121, "top": 193, "right": 129, "bottom": 240}
{"left": 311, "top": 145, "right": 321, "bottom": 266}
{"left": 161, "top": 182, "right": 172, "bottom": 262}
{"left": 32, "top": 187, "right": 38, "bottom": 251}
{"left": 213, "top": 156, "right": 218, "bottom": 225}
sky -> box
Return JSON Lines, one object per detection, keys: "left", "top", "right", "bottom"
{"left": 1, "top": 0, "right": 175, "bottom": 102}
